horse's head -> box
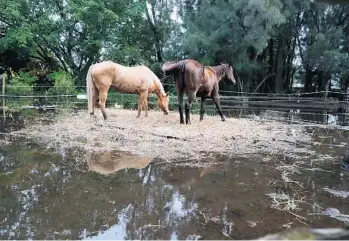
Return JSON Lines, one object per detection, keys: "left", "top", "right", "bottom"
{"left": 224, "top": 62, "right": 237, "bottom": 84}
{"left": 157, "top": 92, "right": 170, "bottom": 115}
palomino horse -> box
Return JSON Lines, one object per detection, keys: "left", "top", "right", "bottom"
{"left": 161, "top": 59, "right": 236, "bottom": 124}
{"left": 86, "top": 61, "right": 169, "bottom": 120}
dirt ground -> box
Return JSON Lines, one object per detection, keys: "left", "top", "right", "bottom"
{"left": 13, "top": 108, "right": 315, "bottom": 165}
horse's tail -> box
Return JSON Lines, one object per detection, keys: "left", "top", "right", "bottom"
{"left": 161, "top": 60, "right": 186, "bottom": 74}
{"left": 86, "top": 64, "right": 95, "bottom": 114}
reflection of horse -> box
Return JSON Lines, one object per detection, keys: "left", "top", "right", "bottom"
{"left": 161, "top": 59, "right": 236, "bottom": 124}
{"left": 86, "top": 151, "right": 152, "bottom": 175}
{"left": 86, "top": 61, "right": 169, "bottom": 120}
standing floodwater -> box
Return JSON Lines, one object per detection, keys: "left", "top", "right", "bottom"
{"left": 1, "top": 108, "right": 349, "bottom": 240}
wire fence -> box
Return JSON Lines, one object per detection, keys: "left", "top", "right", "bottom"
{"left": 2, "top": 83, "right": 349, "bottom": 96}
{"left": 1, "top": 84, "right": 349, "bottom": 115}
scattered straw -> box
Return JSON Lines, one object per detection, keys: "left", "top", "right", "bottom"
{"left": 14, "top": 108, "right": 313, "bottom": 165}
{"left": 266, "top": 191, "right": 308, "bottom": 225}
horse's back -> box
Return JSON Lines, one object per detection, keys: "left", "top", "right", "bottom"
{"left": 127, "top": 65, "right": 155, "bottom": 78}
{"left": 90, "top": 61, "right": 117, "bottom": 80}
{"left": 204, "top": 67, "right": 217, "bottom": 82}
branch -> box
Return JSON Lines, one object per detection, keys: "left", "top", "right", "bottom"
{"left": 253, "top": 73, "right": 275, "bottom": 93}
{"left": 39, "top": 37, "right": 69, "bottom": 72}
{"left": 337, "top": 13, "right": 349, "bottom": 26}
{"left": 296, "top": 35, "right": 306, "bottom": 68}
{"left": 108, "top": 125, "right": 188, "bottom": 141}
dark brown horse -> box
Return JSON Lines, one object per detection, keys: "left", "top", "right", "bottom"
{"left": 161, "top": 59, "right": 236, "bottom": 124}
{"left": 161, "top": 59, "right": 205, "bottom": 124}
{"left": 199, "top": 64, "right": 237, "bottom": 121}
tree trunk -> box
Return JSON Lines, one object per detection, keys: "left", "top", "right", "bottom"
{"left": 275, "top": 37, "right": 285, "bottom": 93}
{"left": 303, "top": 68, "right": 315, "bottom": 93}
{"left": 264, "top": 38, "right": 274, "bottom": 93}
{"left": 285, "top": 36, "right": 297, "bottom": 93}
{"left": 146, "top": 1, "right": 163, "bottom": 63}
{"left": 323, "top": 72, "right": 331, "bottom": 101}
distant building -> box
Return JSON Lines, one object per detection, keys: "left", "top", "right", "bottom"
{"left": 291, "top": 82, "right": 341, "bottom": 92}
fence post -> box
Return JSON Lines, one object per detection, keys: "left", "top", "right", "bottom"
{"left": 2, "top": 71, "right": 7, "bottom": 120}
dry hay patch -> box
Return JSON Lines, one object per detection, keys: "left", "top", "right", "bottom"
{"left": 15, "top": 108, "right": 313, "bottom": 164}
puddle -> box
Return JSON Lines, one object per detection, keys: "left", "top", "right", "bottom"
{"left": 0, "top": 136, "right": 349, "bottom": 240}
{"left": 1, "top": 109, "right": 349, "bottom": 239}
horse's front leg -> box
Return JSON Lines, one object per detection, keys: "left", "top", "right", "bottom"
{"left": 185, "top": 91, "right": 196, "bottom": 125}
{"left": 200, "top": 95, "right": 207, "bottom": 121}
{"left": 178, "top": 92, "right": 184, "bottom": 124}
{"left": 211, "top": 89, "right": 225, "bottom": 122}
{"left": 144, "top": 95, "right": 149, "bottom": 117}
{"left": 137, "top": 90, "right": 147, "bottom": 118}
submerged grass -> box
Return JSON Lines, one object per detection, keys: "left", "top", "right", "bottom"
{"left": 13, "top": 108, "right": 314, "bottom": 166}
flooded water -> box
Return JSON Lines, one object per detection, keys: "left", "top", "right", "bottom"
{"left": 1, "top": 108, "right": 349, "bottom": 240}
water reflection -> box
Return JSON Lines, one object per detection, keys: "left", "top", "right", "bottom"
{"left": 1, "top": 120, "right": 349, "bottom": 239}
{"left": 227, "top": 107, "right": 349, "bottom": 126}
{"left": 85, "top": 151, "right": 152, "bottom": 175}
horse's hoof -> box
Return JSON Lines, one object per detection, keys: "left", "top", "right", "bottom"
{"left": 221, "top": 118, "right": 226, "bottom": 122}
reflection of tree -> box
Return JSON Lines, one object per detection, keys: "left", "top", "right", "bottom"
{"left": 123, "top": 166, "right": 200, "bottom": 240}
{"left": 1, "top": 140, "right": 241, "bottom": 240}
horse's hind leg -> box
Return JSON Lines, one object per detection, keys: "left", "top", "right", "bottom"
{"left": 90, "top": 88, "right": 99, "bottom": 124}
{"left": 185, "top": 91, "right": 196, "bottom": 125}
{"left": 98, "top": 90, "right": 108, "bottom": 121}
{"left": 200, "top": 96, "right": 206, "bottom": 121}
{"left": 90, "top": 86, "right": 98, "bottom": 116}
{"left": 177, "top": 91, "right": 184, "bottom": 124}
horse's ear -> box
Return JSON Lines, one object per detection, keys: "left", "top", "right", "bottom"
{"left": 166, "top": 92, "right": 169, "bottom": 97}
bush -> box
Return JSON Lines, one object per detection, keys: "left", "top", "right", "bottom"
{"left": 7, "top": 71, "right": 35, "bottom": 95}
{"left": 47, "top": 71, "right": 77, "bottom": 96}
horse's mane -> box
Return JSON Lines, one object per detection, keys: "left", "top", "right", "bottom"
{"left": 152, "top": 72, "right": 167, "bottom": 95}
{"left": 210, "top": 63, "right": 230, "bottom": 76}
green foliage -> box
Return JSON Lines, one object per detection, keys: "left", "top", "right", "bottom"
{"left": 47, "top": 71, "right": 77, "bottom": 95}
{"left": 7, "top": 72, "right": 35, "bottom": 95}
{"left": 1, "top": 0, "right": 349, "bottom": 94}
{"left": 179, "top": 0, "right": 286, "bottom": 77}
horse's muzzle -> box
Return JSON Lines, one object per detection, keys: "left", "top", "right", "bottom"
{"left": 164, "top": 110, "right": 169, "bottom": 115}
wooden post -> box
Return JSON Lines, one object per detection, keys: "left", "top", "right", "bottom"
{"left": 2, "top": 71, "right": 7, "bottom": 120}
